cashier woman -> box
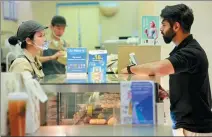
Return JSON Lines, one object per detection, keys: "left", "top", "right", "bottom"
{"left": 8, "top": 20, "right": 62, "bottom": 79}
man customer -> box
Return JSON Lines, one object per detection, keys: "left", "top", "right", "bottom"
{"left": 122, "top": 3, "right": 212, "bottom": 136}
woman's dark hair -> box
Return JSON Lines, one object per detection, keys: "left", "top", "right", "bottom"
{"left": 160, "top": 4, "right": 194, "bottom": 33}
{"left": 8, "top": 32, "right": 35, "bottom": 49}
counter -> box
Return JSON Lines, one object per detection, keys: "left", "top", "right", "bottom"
{"left": 39, "top": 74, "right": 160, "bottom": 93}
{"left": 31, "top": 125, "right": 173, "bottom": 136}
{"left": 39, "top": 74, "right": 161, "bottom": 126}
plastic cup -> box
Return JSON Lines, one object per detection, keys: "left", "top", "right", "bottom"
{"left": 8, "top": 92, "right": 28, "bottom": 136}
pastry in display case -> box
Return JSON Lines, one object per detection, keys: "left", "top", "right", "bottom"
{"left": 71, "top": 104, "right": 119, "bottom": 125}
{"left": 60, "top": 92, "right": 121, "bottom": 126}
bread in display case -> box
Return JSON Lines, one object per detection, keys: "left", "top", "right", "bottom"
{"left": 46, "top": 92, "right": 121, "bottom": 126}
{"left": 68, "top": 92, "right": 120, "bottom": 125}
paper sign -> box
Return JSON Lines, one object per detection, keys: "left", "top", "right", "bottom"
{"left": 88, "top": 50, "right": 107, "bottom": 83}
{"left": 120, "top": 82, "right": 133, "bottom": 124}
{"left": 141, "top": 16, "right": 160, "bottom": 45}
{"left": 67, "top": 48, "right": 87, "bottom": 78}
{"left": 120, "top": 81, "right": 156, "bottom": 125}
{"left": 131, "top": 81, "right": 155, "bottom": 125}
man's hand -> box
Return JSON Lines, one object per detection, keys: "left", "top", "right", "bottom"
{"left": 51, "top": 51, "right": 64, "bottom": 60}
{"left": 158, "top": 84, "right": 169, "bottom": 100}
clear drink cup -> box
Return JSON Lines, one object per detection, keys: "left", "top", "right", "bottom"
{"left": 8, "top": 92, "right": 28, "bottom": 136}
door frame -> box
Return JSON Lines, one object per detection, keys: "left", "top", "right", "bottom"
{"left": 56, "top": 2, "right": 100, "bottom": 48}
{"left": 56, "top": 2, "right": 99, "bottom": 15}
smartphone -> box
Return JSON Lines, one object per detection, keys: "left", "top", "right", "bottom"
{"left": 129, "top": 52, "right": 138, "bottom": 65}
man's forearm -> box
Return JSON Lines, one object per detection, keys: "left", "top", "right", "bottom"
{"left": 130, "top": 60, "right": 174, "bottom": 76}
{"left": 38, "top": 56, "right": 55, "bottom": 63}
{"left": 121, "top": 59, "right": 174, "bottom": 76}
{"left": 130, "top": 62, "right": 157, "bottom": 76}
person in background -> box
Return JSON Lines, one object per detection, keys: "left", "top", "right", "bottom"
{"left": 39, "top": 15, "right": 70, "bottom": 75}
{"left": 38, "top": 15, "right": 70, "bottom": 126}
{"left": 121, "top": 3, "right": 212, "bottom": 136}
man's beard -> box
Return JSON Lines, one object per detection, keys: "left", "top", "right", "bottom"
{"left": 162, "top": 28, "right": 176, "bottom": 44}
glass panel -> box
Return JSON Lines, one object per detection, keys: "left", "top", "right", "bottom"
{"left": 40, "top": 74, "right": 160, "bottom": 84}
{"left": 46, "top": 92, "right": 121, "bottom": 126}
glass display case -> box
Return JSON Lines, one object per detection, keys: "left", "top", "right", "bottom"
{"left": 39, "top": 74, "right": 161, "bottom": 126}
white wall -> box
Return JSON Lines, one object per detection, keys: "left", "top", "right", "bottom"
{"left": 16, "top": 1, "right": 33, "bottom": 25}
{"left": 186, "top": 2, "right": 212, "bottom": 87}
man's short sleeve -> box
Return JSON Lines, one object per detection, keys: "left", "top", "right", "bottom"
{"left": 64, "top": 40, "right": 71, "bottom": 48}
{"left": 167, "top": 48, "right": 200, "bottom": 74}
